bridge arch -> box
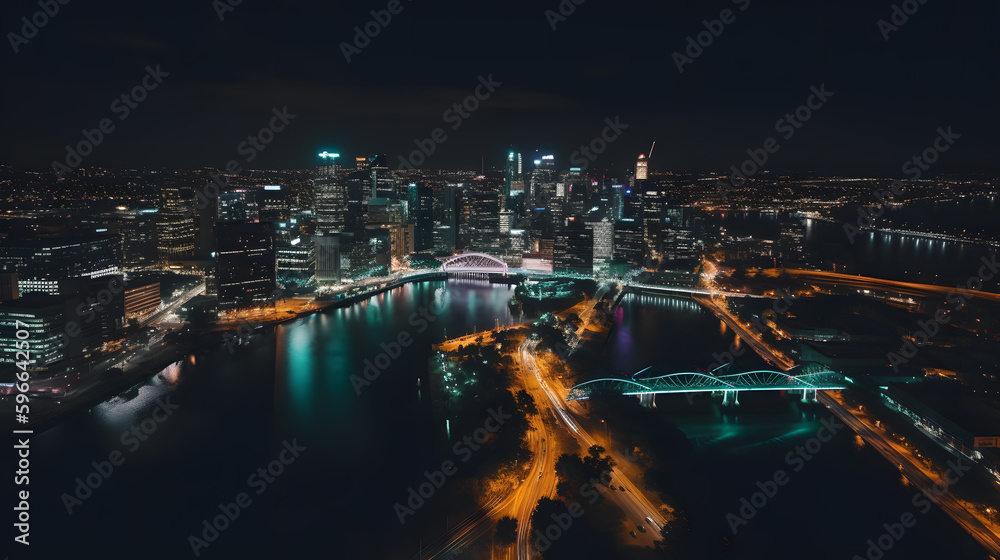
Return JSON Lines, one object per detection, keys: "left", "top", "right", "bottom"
{"left": 441, "top": 253, "right": 508, "bottom": 275}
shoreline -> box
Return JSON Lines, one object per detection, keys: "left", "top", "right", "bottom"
{"left": 20, "top": 271, "right": 449, "bottom": 433}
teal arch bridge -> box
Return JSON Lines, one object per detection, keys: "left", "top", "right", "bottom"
{"left": 566, "top": 364, "right": 848, "bottom": 406}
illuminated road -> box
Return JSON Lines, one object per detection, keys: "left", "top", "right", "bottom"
{"left": 693, "top": 295, "right": 796, "bottom": 370}
{"left": 509, "top": 340, "right": 558, "bottom": 560}
{"left": 144, "top": 282, "right": 205, "bottom": 327}
{"left": 416, "top": 340, "right": 555, "bottom": 560}
{"left": 819, "top": 392, "right": 1000, "bottom": 556}
{"left": 521, "top": 338, "right": 668, "bottom": 551}
{"left": 785, "top": 269, "right": 1000, "bottom": 303}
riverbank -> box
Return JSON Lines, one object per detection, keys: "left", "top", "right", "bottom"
{"left": 17, "top": 270, "right": 449, "bottom": 433}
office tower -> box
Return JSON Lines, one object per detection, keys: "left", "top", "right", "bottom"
{"left": 529, "top": 156, "right": 556, "bottom": 206}
{"left": 352, "top": 227, "right": 392, "bottom": 279}
{"left": 613, "top": 218, "right": 644, "bottom": 267}
{"left": 276, "top": 237, "right": 314, "bottom": 280}
{"left": 504, "top": 150, "right": 523, "bottom": 204}
{"left": 0, "top": 234, "right": 122, "bottom": 295}
{"left": 0, "top": 294, "right": 82, "bottom": 373}
{"left": 81, "top": 276, "right": 126, "bottom": 340}
{"left": 553, "top": 221, "right": 593, "bottom": 275}
{"left": 609, "top": 184, "right": 625, "bottom": 220}
{"left": 157, "top": 178, "right": 196, "bottom": 261}
{"left": 408, "top": 183, "right": 435, "bottom": 252}
{"left": 259, "top": 185, "right": 290, "bottom": 224}
{"left": 217, "top": 190, "right": 254, "bottom": 223}
{"left": 662, "top": 206, "right": 699, "bottom": 264}
{"left": 636, "top": 154, "right": 649, "bottom": 180}
{"left": 101, "top": 207, "right": 158, "bottom": 268}
{"left": 587, "top": 219, "right": 614, "bottom": 265}
{"left": 642, "top": 187, "right": 668, "bottom": 262}
{"left": 567, "top": 181, "right": 590, "bottom": 218}
{"left": 372, "top": 223, "right": 413, "bottom": 264}
{"left": 314, "top": 173, "right": 349, "bottom": 233}
{"left": 215, "top": 223, "right": 276, "bottom": 307}
{"left": 313, "top": 234, "right": 341, "bottom": 283}
{"left": 458, "top": 180, "right": 502, "bottom": 253}
{"left": 432, "top": 225, "right": 455, "bottom": 254}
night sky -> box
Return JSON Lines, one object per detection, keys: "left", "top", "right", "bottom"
{"left": 2, "top": 0, "right": 998, "bottom": 174}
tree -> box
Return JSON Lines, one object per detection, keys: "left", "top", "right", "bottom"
{"left": 495, "top": 516, "right": 517, "bottom": 545}
{"left": 516, "top": 389, "right": 538, "bottom": 416}
{"left": 564, "top": 313, "right": 582, "bottom": 331}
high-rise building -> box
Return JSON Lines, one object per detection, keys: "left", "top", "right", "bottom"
{"left": 215, "top": 223, "right": 276, "bottom": 307}
{"left": 157, "top": 179, "right": 196, "bottom": 261}
{"left": 504, "top": 151, "right": 523, "bottom": 204}
{"left": 613, "top": 218, "right": 644, "bottom": 267}
{"left": 553, "top": 221, "right": 593, "bottom": 275}
{"left": 662, "top": 206, "right": 699, "bottom": 263}
{"left": 0, "top": 234, "right": 122, "bottom": 295}
{"left": 642, "top": 187, "right": 668, "bottom": 262}
{"left": 313, "top": 234, "right": 341, "bottom": 283}
{"left": 636, "top": 154, "right": 649, "bottom": 180}
{"left": 217, "top": 190, "right": 254, "bottom": 223}
{"left": 0, "top": 294, "right": 79, "bottom": 373}
{"left": 101, "top": 207, "right": 158, "bottom": 268}
{"left": 587, "top": 219, "right": 614, "bottom": 264}
{"left": 529, "top": 156, "right": 556, "bottom": 206}
{"left": 276, "top": 237, "right": 314, "bottom": 280}
{"left": 408, "top": 183, "right": 435, "bottom": 252}
{"left": 259, "top": 185, "right": 290, "bottom": 224}
{"left": 458, "top": 180, "right": 502, "bottom": 252}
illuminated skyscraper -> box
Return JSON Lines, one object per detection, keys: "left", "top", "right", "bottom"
{"left": 504, "top": 150, "right": 523, "bottom": 203}
{"left": 636, "top": 154, "right": 648, "bottom": 180}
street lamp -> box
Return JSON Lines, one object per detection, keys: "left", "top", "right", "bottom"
{"left": 601, "top": 419, "right": 608, "bottom": 442}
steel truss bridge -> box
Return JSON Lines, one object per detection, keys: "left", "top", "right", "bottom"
{"left": 440, "top": 252, "right": 508, "bottom": 275}
{"left": 567, "top": 363, "right": 847, "bottom": 405}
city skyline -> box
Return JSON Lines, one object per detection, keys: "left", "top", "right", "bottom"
{"left": 3, "top": 1, "right": 1000, "bottom": 559}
